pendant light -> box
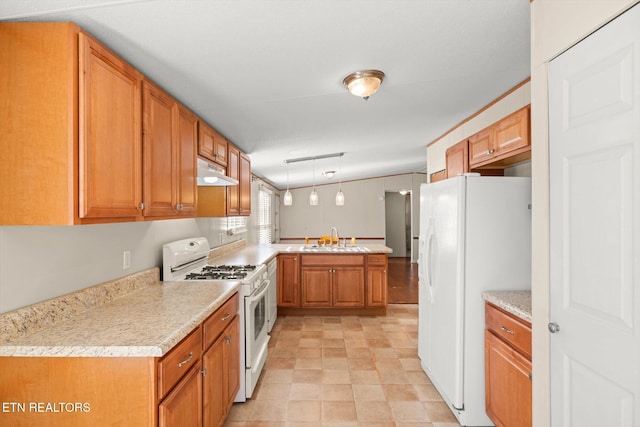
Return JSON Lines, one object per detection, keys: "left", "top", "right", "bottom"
{"left": 309, "top": 159, "right": 319, "bottom": 206}
{"left": 283, "top": 161, "right": 293, "bottom": 206}
{"left": 335, "top": 155, "right": 345, "bottom": 206}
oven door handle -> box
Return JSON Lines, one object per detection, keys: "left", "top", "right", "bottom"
{"left": 247, "top": 279, "right": 270, "bottom": 304}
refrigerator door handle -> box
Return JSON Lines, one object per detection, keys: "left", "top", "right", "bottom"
{"left": 425, "top": 221, "right": 435, "bottom": 302}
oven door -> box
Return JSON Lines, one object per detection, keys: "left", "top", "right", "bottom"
{"left": 244, "top": 279, "right": 270, "bottom": 397}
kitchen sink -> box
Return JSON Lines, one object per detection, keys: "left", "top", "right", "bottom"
{"left": 298, "top": 245, "right": 370, "bottom": 252}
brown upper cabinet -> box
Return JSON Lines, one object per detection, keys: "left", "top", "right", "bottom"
{"left": 445, "top": 139, "right": 470, "bottom": 179}
{"left": 198, "top": 141, "right": 251, "bottom": 217}
{"left": 440, "top": 106, "right": 531, "bottom": 181}
{"left": 198, "top": 121, "right": 228, "bottom": 167}
{"left": 1, "top": 23, "right": 144, "bottom": 224}
{"left": 468, "top": 106, "right": 531, "bottom": 169}
{"left": 142, "top": 80, "right": 197, "bottom": 219}
{"left": 239, "top": 152, "right": 252, "bottom": 215}
{"left": 0, "top": 23, "right": 202, "bottom": 225}
{"left": 226, "top": 145, "right": 251, "bottom": 217}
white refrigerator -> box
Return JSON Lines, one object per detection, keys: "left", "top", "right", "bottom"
{"left": 418, "top": 174, "right": 531, "bottom": 426}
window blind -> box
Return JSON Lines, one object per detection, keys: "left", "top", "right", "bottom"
{"left": 257, "top": 186, "right": 273, "bottom": 243}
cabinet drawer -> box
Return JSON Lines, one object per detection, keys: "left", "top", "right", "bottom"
{"left": 367, "top": 254, "right": 387, "bottom": 266}
{"left": 203, "top": 292, "right": 239, "bottom": 350}
{"left": 485, "top": 302, "right": 531, "bottom": 359}
{"left": 158, "top": 327, "right": 202, "bottom": 399}
{"left": 301, "top": 254, "right": 365, "bottom": 266}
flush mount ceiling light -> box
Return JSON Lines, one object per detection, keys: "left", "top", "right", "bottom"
{"left": 343, "top": 69, "right": 385, "bottom": 100}
{"left": 322, "top": 171, "right": 336, "bottom": 178}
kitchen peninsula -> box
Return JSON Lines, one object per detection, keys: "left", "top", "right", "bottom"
{"left": 201, "top": 240, "right": 392, "bottom": 315}
{"left": 0, "top": 241, "right": 391, "bottom": 426}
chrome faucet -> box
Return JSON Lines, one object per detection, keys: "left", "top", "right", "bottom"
{"left": 330, "top": 227, "right": 339, "bottom": 247}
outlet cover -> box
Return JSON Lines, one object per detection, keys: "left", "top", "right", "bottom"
{"left": 123, "top": 251, "right": 131, "bottom": 270}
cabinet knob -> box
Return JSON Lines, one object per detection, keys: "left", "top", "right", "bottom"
{"left": 548, "top": 322, "right": 560, "bottom": 334}
{"left": 176, "top": 204, "right": 184, "bottom": 210}
{"left": 224, "top": 336, "right": 231, "bottom": 344}
{"left": 487, "top": 148, "right": 495, "bottom": 154}
{"left": 138, "top": 203, "right": 145, "bottom": 210}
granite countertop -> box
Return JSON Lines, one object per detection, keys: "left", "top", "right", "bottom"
{"left": 0, "top": 276, "right": 239, "bottom": 358}
{"left": 209, "top": 243, "right": 392, "bottom": 266}
{"left": 0, "top": 241, "right": 390, "bottom": 359}
{"left": 482, "top": 291, "right": 531, "bottom": 323}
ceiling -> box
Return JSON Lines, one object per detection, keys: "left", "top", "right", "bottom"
{"left": 1, "top": 0, "right": 531, "bottom": 189}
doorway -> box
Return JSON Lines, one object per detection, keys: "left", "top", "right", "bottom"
{"left": 384, "top": 191, "right": 411, "bottom": 258}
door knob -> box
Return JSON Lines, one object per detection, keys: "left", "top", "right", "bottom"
{"left": 548, "top": 322, "right": 560, "bottom": 334}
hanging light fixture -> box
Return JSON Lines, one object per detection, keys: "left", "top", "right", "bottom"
{"left": 309, "top": 159, "right": 319, "bottom": 206}
{"left": 283, "top": 161, "right": 293, "bottom": 206}
{"left": 343, "top": 70, "right": 385, "bottom": 100}
{"left": 283, "top": 152, "right": 344, "bottom": 206}
{"left": 336, "top": 155, "right": 345, "bottom": 206}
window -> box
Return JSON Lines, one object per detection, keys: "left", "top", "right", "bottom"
{"left": 257, "top": 186, "right": 273, "bottom": 243}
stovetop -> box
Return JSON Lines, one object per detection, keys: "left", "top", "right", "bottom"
{"left": 163, "top": 237, "right": 266, "bottom": 286}
{"left": 184, "top": 265, "right": 258, "bottom": 281}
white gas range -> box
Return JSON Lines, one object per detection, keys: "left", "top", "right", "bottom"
{"left": 162, "top": 237, "right": 270, "bottom": 401}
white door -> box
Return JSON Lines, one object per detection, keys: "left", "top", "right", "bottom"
{"left": 549, "top": 4, "right": 640, "bottom": 426}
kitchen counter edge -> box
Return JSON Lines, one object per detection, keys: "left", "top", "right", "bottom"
{"left": 0, "top": 270, "right": 240, "bottom": 358}
{"left": 482, "top": 290, "right": 532, "bottom": 323}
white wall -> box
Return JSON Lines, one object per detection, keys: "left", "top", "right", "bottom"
{"left": 279, "top": 173, "right": 426, "bottom": 262}
{"left": 426, "top": 82, "right": 531, "bottom": 177}
{"left": 0, "top": 217, "right": 246, "bottom": 314}
{"left": 529, "top": 1, "right": 638, "bottom": 426}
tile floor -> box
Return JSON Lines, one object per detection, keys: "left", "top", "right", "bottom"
{"left": 224, "top": 304, "right": 461, "bottom": 427}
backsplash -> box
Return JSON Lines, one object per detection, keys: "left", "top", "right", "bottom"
{"left": 0, "top": 217, "right": 247, "bottom": 315}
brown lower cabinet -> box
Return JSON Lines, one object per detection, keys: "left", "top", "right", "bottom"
{"left": 484, "top": 302, "right": 532, "bottom": 427}
{"left": 278, "top": 253, "right": 387, "bottom": 314}
{"left": 202, "top": 313, "right": 240, "bottom": 427}
{"left": 0, "top": 292, "right": 239, "bottom": 427}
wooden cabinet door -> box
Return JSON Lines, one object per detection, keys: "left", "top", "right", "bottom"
{"left": 494, "top": 107, "right": 530, "bottom": 157}
{"left": 159, "top": 363, "right": 203, "bottom": 427}
{"left": 223, "top": 315, "right": 240, "bottom": 410}
{"left": 198, "top": 122, "right": 228, "bottom": 167}
{"left": 203, "top": 312, "right": 239, "bottom": 427}
{"left": 485, "top": 331, "right": 532, "bottom": 427}
{"left": 277, "top": 255, "right": 299, "bottom": 307}
{"left": 78, "top": 32, "right": 143, "bottom": 220}
{"left": 142, "top": 80, "right": 176, "bottom": 218}
{"left": 366, "top": 266, "right": 387, "bottom": 307}
{"left": 332, "top": 267, "right": 365, "bottom": 307}
{"left": 176, "top": 104, "right": 197, "bottom": 216}
{"left": 214, "top": 137, "right": 228, "bottom": 167}
{"left": 202, "top": 337, "right": 224, "bottom": 427}
{"left": 445, "top": 139, "right": 469, "bottom": 179}
{"left": 468, "top": 127, "right": 494, "bottom": 167}
{"left": 301, "top": 267, "right": 332, "bottom": 307}
{"left": 239, "top": 152, "right": 251, "bottom": 215}
{"left": 143, "top": 82, "right": 197, "bottom": 219}
{"left": 226, "top": 144, "right": 240, "bottom": 215}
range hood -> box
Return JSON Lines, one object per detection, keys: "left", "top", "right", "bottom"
{"left": 197, "top": 157, "right": 238, "bottom": 186}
